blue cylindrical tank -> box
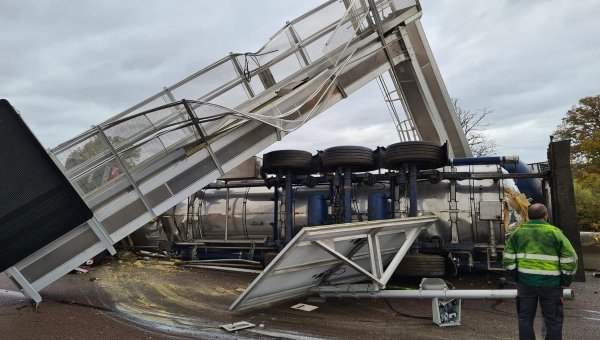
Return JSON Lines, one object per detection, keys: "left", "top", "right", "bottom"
{"left": 504, "top": 160, "right": 544, "bottom": 204}
{"left": 308, "top": 193, "right": 327, "bottom": 226}
{"left": 368, "top": 192, "right": 388, "bottom": 220}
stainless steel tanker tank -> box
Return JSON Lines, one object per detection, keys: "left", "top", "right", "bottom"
{"left": 160, "top": 164, "right": 514, "bottom": 250}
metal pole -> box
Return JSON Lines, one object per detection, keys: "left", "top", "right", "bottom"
{"left": 163, "top": 87, "right": 194, "bottom": 135}
{"left": 182, "top": 99, "right": 225, "bottom": 176}
{"left": 321, "top": 289, "right": 574, "bottom": 300}
{"left": 285, "top": 171, "right": 294, "bottom": 243}
{"left": 321, "top": 238, "right": 368, "bottom": 284}
{"left": 344, "top": 168, "right": 352, "bottom": 223}
{"left": 225, "top": 186, "right": 229, "bottom": 241}
{"left": 389, "top": 177, "right": 396, "bottom": 219}
{"left": 88, "top": 216, "right": 117, "bottom": 255}
{"left": 272, "top": 184, "right": 279, "bottom": 241}
{"left": 379, "top": 226, "right": 422, "bottom": 284}
{"left": 409, "top": 164, "right": 418, "bottom": 217}
{"left": 285, "top": 23, "right": 311, "bottom": 66}
{"left": 96, "top": 126, "right": 156, "bottom": 218}
{"left": 449, "top": 179, "right": 459, "bottom": 243}
{"left": 229, "top": 53, "right": 256, "bottom": 98}
{"left": 5, "top": 267, "right": 42, "bottom": 307}
{"left": 449, "top": 156, "right": 519, "bottom": 166}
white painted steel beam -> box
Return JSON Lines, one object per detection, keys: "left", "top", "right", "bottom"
{"left": 397, "top": 25, "right": 450, "bottom": 152}
{"left": 412, "top": 19, "right": 471, "bottom": 157}
{"left": 393, "top": 21, "right": 472, "bottom": 157}
{"left": 87, "top": 217, "right": 116, "bottom": 255}
{"left": 320, "top": 289, "right": 575, "bottom": 300}
{"left": 379, "top": 225, "right": 422, "bottom": 284}
{"left": 4, "top": 267, "right": 42, "bottom": 306}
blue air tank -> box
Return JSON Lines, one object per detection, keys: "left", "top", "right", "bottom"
{"left": 368, "top": 192, "right": 388, "bottom": 220}
{"left": 308, "top": 193, "right": 327, "bottom": 226}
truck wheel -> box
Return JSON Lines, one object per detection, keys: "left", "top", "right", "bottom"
{"left": 263, "top": 150, "right": 314, "bottom": 174}
{"left": 395, "top": 254, "right": 446, "bottom": 277}
{"left": 321, "top": 146, "right": 375, "bottom": 172}
{"left": 385, "top": 141, "right": 445, "bottom": 170}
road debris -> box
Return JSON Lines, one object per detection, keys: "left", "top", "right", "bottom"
{"left": 291, "top": 303, "right": 318, "bottom": 312}
{"left": 220, "top": 321, "right": 255, "bottom": 332}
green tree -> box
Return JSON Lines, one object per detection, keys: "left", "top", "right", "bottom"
{"left": 554, "top": 95, "right": 600, "bottom": 175}
{"left": 573, "top": 176, "right": 600, "bottom": 231}
{"left": 66, "top": 136, "right": 140, "bottom": 170}
{"left": 554, "top": 94, "right": 600, "bottom": 231}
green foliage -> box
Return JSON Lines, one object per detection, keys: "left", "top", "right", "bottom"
{"left": 554, "top": 95, "right": 600, "bottom": 175}
{"left": 66, "top": 135, "right": 141, "bottom": 170}
{"left": 573, "top": 177, "right": 600, "bottom": 231}
{"left": 554, "top": 95, "right": 600, "bottom": 231}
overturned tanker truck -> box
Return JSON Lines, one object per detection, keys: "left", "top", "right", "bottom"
{"left": 1, "top": 0, "right": 586, "bottom": 310}
{"left": 136, "top": 142, "right": 585, "bottom": 279}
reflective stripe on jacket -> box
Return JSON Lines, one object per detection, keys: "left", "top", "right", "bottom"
{"left": 503, "top": 220, "right": 578, "bottom": 287}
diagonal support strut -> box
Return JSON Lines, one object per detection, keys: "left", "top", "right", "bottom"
{"left": 182, "top": 99, "right": 225, "bottom": 176}
{"left": 312, "top": 240, "right": 385, "bottom": 288}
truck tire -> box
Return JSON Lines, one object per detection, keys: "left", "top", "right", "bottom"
{"left": 263, "top": 150, "right": 314, "bottom": 174}
{"left": 394, "top": 254, "right": 446, "bottom": 277}
{"left": 321, "top": 146, "right": 375, "bottom": 171}
{"left": 385, "top": 141, "right": 445, "bottom": 170}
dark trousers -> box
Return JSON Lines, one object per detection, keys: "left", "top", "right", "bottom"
{"left": 516, "top": 282, "right": 564, "bottom": 340}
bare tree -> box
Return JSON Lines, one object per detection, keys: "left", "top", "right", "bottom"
{"left": 453, "top": 98, "right": 498, "bottom": 157}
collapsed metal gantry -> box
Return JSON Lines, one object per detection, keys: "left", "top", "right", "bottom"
{"left": 8, "top": 0, "right": 475, "bottom": 305}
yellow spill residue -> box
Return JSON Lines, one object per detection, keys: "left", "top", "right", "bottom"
{"left": 213, "top": 286, "right": 232, "bottom": 295}
{"left": 151, "top": 264, "right": 178, "bottom": 273}
{"left": 94, "top": 255, "right": 250, "bottom": 321}
{"left": 152, "top": 283, "right": 211, "bottom": 310}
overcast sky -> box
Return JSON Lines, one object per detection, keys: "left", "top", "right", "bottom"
{"left": 2, "top": 0, "right": 599, "bottom": 163}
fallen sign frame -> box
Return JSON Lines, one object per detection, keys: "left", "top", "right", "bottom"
{"left": 230, "top": 216, "right": 438, "bottom": 311}
{"left": 319, "top": 277, "right": 573, "bottom": 327}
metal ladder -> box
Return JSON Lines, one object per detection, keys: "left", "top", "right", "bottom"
{"left": 376, "top": 70, "right": 419, "bottom": 142}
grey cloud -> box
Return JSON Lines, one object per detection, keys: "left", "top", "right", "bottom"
{"left": 0, "top": 0, "right": 323, "bottom": 148}
{"left": 2, "top": 0, "right": 598, "bottom": 164}
{"left": 413, "top": 0, "right": 600, "bottom": 161}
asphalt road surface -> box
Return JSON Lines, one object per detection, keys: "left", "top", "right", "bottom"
{"left": 1, "top": 256, "right": 599, "bottom": 340}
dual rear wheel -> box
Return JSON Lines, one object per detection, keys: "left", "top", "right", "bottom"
{"left": 262, "top": 142, "right": 446, "bottom": 173}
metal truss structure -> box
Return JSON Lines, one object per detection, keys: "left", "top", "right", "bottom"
{"left": 6, "top": 0, "right": 471, "bottom": 303}
{"left": 231, "top": 216, "right": 438, "bottom": 311}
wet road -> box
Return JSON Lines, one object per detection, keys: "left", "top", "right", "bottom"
{"left": 2, "top": 257, "right": 599, "bottom": 339}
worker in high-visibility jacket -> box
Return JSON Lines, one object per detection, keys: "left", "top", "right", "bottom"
{"left": 503, "top": 203, "right": 577, "bottom": 340}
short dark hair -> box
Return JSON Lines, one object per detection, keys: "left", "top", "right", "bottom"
{"left": 528, "top": 203, "right": 548, "bottom": 220}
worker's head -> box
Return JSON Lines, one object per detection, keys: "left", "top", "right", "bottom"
{"left": 528, "top": 203, "right": 549, "bottom": 221}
